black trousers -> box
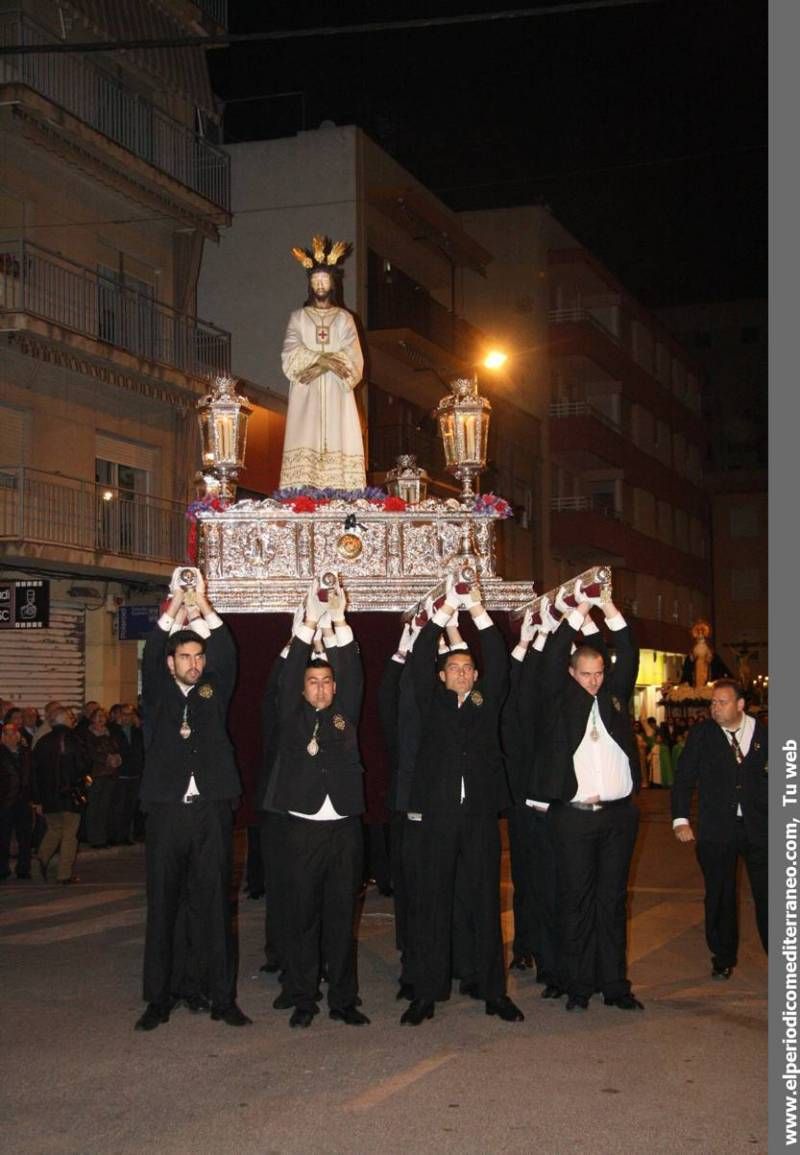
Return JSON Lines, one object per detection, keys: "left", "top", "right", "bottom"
{"left": 696, "top": 821, "right": 768, "bottom": 967}
{"left": 259, "top": 812, "right": 288, "bottom": 969}
{"left": 142, "top": 800, "right": 235, "bottom": 1010}
{"left": 507, "top": 804, "right": 537, "bottom": 960}
{"left": 390, "top": 811, "right": 411, "bottom": 974}
{"left": 548, "top": 799, "right": 639, "bottom": 1000}
{"left": 111, "top": 777, "right": 140, "bottom": 843}
{"left": 411, "top": 809, "right": 505, "bottom": 1004}
{"left": 509, "top": 804, "right": 559, "bottom": 985}
{"left": 0, "top": 800, "right": 33, "bottom": 877}
{"left": 283, "top": 815, "right": 363, "bottom": 1013}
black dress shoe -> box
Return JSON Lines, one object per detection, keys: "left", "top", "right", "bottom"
{"left": 330, "top": 1005, "right": 370, "bottom": 1025}
{"left": 272, "top": 990, "right": 294, "bottom": 1010}
{"left": 510, "top": 954, "right": 534, "bottom": 971}
{"left": 260, "top": 958, "right": 281, "bottom": 974}
{"left": 541, "top": 984, "right": 565, "bottom": 999}
{"left": 211, "top": 1003, "right": 252, "bottom": 1026}
{"left": 396, "top": 982, "right": 415, "bottom": 1001}
{"left": 485, "top": 996, "right": 525, "bottom": 1022}
{"left": 58, "top": 876, "right": 80, "bottom": 885}
{"left": 400, "top": 999, "right": 435, "bottom": 1025}
{"left": 183, "top": 994, "right": 211, "bottom": 1014}
{"left": 247, "top": 889, "right": 265, "bottom": 900}
{"left": 135, "top": 1003, "right": 170, "bottom": 1031}
{"left": 566, "top": 995, "right": 589, "bottom": 1011}
{"left": 289, "top": 1008, "right": 316, "bottom": 1028}
{"left": 458, "top": 979, "right": 480, "bottom": 999}
{"left": 604, "top": 993, "right": 644, "bottom": 1010}
{"left": 712, "top": 963, "right": 733, "bottom": 980}
{"left": 15, "top": 872, "right": 31, "bottom": 880}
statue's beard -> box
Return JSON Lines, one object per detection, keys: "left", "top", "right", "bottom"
{"left": 312, "top": 289, "right": 332, "bottom": 307}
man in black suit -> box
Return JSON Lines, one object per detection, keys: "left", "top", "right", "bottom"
{"left": 400, "top": 578, "right": 523, "bottom": 1027}
{"left": 135, "top": 568, "right": 249, "bottom": 1032}
{"left": 271, "top": 580, "right": 369, "bottom": 1029}
{"left": 531, "top": 589, "right": 642, "bottom": 1012}
{"left": 672, "top": 678, "right": 768, "bottom": 979}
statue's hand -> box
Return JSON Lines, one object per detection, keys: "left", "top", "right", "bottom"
{"left": 297, "top": 361, "right": 323, "bottom": 384}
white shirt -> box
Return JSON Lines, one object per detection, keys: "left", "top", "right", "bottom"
{"left": 571, "top": 698, "right": 633, "bottom": 803}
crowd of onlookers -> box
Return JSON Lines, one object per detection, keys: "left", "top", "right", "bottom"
{"left": 632, "top": 705, "right": 768, "bottom": 790}
{"left": 0, "top": 696, "right": 145, "bottom": 884}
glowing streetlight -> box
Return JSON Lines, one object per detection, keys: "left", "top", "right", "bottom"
{"left": 482, "top": 350, "right": 508, "bottom": 371}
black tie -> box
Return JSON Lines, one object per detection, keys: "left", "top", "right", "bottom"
{"left": 726, "top": 729, "right": 744, "bottom": 797}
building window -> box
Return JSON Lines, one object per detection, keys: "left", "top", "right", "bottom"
{"left": 730, "top": 568, "right": 759, "bottom": 601}
{"left": 729, "top": 503, "right": 759, "bottom": 538}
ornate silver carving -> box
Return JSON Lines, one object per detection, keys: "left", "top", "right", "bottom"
{"left": 197, "top": 500, "right": 520, "bottom": 612}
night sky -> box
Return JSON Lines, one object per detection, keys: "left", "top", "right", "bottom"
{"left": 209, "top": 0, "right": 767, "bottom": 308}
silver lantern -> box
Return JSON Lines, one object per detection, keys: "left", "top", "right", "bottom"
{"left": 197, "top": 376, "right": 253, "bottom": 503}
{"left": 385, "top": 454, "right": 429, "bottom": 505}
{"left": 437, "top": 376, "right": 491, "bottom": 501}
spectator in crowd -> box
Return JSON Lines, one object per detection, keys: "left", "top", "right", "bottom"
{"left": 84, "top": 707, "right": 122, "bottom": 848}
{"left": 1, "top": 721, "right": 34, "bottom": 881}
{"left": 21, "top": 707, "right": 40, "bottom": 748}
{"left": 109, "top": 704, "right": 144, "bottom": 846}
{"left": 31, "top": 708, "right": 89, "bottom": 884}
{"left": 32, "top": 701, "right": 64, "bottom": 749}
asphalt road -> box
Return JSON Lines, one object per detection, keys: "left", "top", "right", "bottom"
{"left": 0, "top": 789, "right": 767, "bottom": 1155}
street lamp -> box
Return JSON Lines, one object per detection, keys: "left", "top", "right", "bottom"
{"left": 196, "top": 376, "right": 253, "bottom": 503}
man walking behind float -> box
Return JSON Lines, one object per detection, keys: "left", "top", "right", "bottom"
{"left": 672, "top": 678, "right": 767, "bottom": 980}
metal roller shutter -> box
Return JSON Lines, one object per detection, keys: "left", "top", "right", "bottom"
{"left": 0, "top": 604, "right": 86, "bottom": 711}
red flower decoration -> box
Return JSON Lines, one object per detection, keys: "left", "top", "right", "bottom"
{"left": 382, "top": 496, "right": 408, "bottom": 511}
{"left": 292, "top": 496, "right": 318, "bottom": 513}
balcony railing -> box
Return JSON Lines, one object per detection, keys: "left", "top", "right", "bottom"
{"left": 548, "top": 399, "right": 621, "bottom": 431}
{"left": 0, "top": 467, "right": 187, "bottom": 564}
{"left": 547, "top": 307, "right": 620, "bottom": 344}
{"left": 0, "top": 240, "right": 230, "bottom": 379}
{"left": 0, "top": 11, "right": 230, "bottom": 211}
{"left": 194, "top": 0, "right": 228, "bottom": 25}
{"left": 550, "top": 495, "right": 622, "bottom": 519}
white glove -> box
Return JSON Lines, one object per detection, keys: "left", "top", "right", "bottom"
{"left": 576, "top": 577, "right": 605, "bottom": 608}
{"left": 520, "top": 607, "right": 537, "bottom": 645}
{"left": 397, "top": 623, "right": 414, "bottom": 656}
{"left": 326, "top": 584, "right": 347, "bottom": 621}
{"left": 305, "top": 579, "right": 326, "bottom": 624}
{"left": 554, "top": 584, "right": 577, "bottom": 615}
{"left": 534, "top": 595, "right": 559, "bottom": 635}
{"left": 406, "top": 617, "right": 422, "bottom": 651}
{"left": 292, "top": 600, "right": 306, "bottom": 637}
{"left": 317, "top": 610, "right": 333, "bottom": 632}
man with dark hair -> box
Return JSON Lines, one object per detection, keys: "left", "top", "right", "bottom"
{"left": 271, "top": 580, "right": 369, "bottom": 1029}
{"left": 280, "top": 234, "right": 365, "bottom": 490}
{"left": 531, "top": 588, "right": 642, "bottom": 1012}
{"left": 672, "top": 678, "right": 768, "bottom": 979}
{"left": 400, "top": 578, "right": 523, "bottom": 1027}
{"left": 135, "top": 568, "right": 249, "bottom": 1032}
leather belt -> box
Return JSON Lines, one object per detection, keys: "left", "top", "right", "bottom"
{"left": 568, "top": 795, "right": 631, "bottom": 811}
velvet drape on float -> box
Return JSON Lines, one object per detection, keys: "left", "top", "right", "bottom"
{"left": 225, "top": 612, "right": 515, "bottom": 828}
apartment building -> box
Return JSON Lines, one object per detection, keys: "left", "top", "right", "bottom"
{"left": 0, "top": 0, "right": 238, "bottom": 706}
{"left": 657, "top": 299, "right": 768, "bottom": 686}
{"left": 462, "top": 207, "right": 712, "bottom": 706}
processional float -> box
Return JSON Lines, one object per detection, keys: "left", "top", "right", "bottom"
{"left": 191, "top": 372, "right": 612, "bottom": 618}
